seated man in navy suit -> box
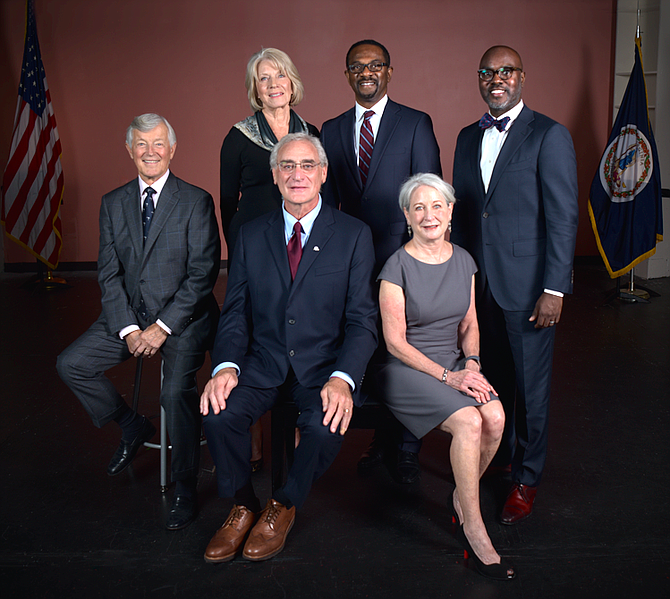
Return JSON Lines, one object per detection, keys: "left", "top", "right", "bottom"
{"left": 200, "top": 133, "right": 378, "bottom": 563}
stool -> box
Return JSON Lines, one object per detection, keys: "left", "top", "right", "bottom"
{"left": 130, "top": 356, "right": 207, "bottom": 493}
{"left": 270, "top": 390, "right": 396, "bottom": 492}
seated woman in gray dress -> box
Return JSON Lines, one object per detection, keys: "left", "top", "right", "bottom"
{"left": 378, "top": 173, "right": 515, "bottom": 580}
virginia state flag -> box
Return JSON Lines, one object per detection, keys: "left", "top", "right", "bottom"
{"left": 588, "top": 37, "right": 663, "bottom": 278}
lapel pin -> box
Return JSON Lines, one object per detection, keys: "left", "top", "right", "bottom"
{"left": 313, "top": 246, "right": 320, "bottom": 252}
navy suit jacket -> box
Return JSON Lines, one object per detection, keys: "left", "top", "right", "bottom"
{"left": 211, "top": 203, "right": 378, "bottom": 406}
{"left": 321, "top": 99, "right": 442, "bottom": 273}
{"left": 451, "top": 105, "right": 579, "bottom": 312}
{"left": 97, "top": 172, "right": 221, "bottom": 344}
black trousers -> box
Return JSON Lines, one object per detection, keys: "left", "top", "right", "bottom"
{"left": 56, "top": 316, "right": 206, "bottom": 481}
{"left": 203, "top": 371, "right": 344, "bottom": 510}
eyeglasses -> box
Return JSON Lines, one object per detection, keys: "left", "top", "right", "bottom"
{"left": 277, "top": 161, "right": 321, "bottom": 173}
{"left": 477, "top": 67, "right": 523, "bottom": 82}
{"left": 347, "top": 61, "right": 389, "bottom": 74}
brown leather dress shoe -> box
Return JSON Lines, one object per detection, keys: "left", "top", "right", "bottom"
{"left": 204, "top": 505, "right": 257, "bottom": 563}
{"left": 501, "top": 483, "right": 537, "bottom": 525}
{"left": 242, "top": 499, "right": 296, "bottom": 561}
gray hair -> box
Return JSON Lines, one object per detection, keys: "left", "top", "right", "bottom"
{"left": 245, "top": 48, "right": 305, "bottom": 112}
{"left": 270, "top": 132, "right": 328, "bottom": 169}
{"left": 125, "top": 113, "right": 176, "bottom": 147}
{"left": 398, "top": 173, "right": 456, "bottom": 211}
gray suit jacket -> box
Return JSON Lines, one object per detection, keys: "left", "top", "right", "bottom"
{"left": 97, "top": 172, "right": 220, "bottom": 344}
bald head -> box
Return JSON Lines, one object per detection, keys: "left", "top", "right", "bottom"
{"left": 478, "top": 45, "right": 525, "bottom": 117}
{"left": 480, "top": 45, "right": 523, "bottom": 70}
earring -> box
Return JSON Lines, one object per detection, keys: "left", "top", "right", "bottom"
{"left": 448, "top": 220, "right": 452, "bottom": 233}
{"left": 407, "top": 223, "right": 413, "bottom": 237}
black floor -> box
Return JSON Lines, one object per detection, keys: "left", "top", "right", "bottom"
{"left": 1, "top": 261, "right": 669, "bottom": 599}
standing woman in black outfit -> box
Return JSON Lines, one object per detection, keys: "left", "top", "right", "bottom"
{"left": 220, "top": 48, "right": 318, "bottom": 470}
{"left": 221, "top": 48, "right": 319, "bottom": 263}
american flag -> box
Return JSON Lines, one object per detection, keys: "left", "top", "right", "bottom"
{"left": 2, "top": 0, "right": 64, "bottom": 270}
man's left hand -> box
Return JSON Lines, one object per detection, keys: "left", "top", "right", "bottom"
{"left": 138, "top": 323, "right": 169, "bottom": 357}
{"left": 529, "top": 293, "right": 563, "bottom": 329}
{"left": 320, "top": 377, "right": 354, "bottom": 435}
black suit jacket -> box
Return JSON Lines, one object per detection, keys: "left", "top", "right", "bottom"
{"left": 451, "top": 105, "right": 579, "bottom": 311}
{"left": 321, "top": 99, "right": 442, "bottom": 273}
{"left": 212, "top": 203, "right": 378, "bottom": 405}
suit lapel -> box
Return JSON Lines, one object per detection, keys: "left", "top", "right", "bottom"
{"left": 486, "top": 106, "right": 533, "bottom": 201}
{"left": 468, "top": 127, "right": 486, "bottom": 200}
{"left": 340, "top": 108, "right": 361, "bottom": 190}
{"left": 123, "top": 180, "right": 144, "bottom": 258}
{"left": 366, "top": 100, "right": 401, "bottom": 186}
{"left": 264, "top": 210, "right": 292, "bottom": 289}
{"left": 143, "top": 173, "right": 179, "bottom": 257}
{"left": 291, "top": 204, "right": 334, "bottom": 290}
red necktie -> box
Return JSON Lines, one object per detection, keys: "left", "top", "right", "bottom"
{"left": 287, "top": 221, "right": 303, "bottom": 280}
{"left": 358, "top": 110, "right": 375, "bottom": 186}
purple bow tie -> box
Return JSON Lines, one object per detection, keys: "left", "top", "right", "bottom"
{"left": 479, "top": 113, "right": 510, "bottom": 132}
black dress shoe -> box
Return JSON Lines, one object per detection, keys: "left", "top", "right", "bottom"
{"left": 166, "top": 494, "right": 198, "bottom": 530}
{"left": 357, "top": 439, "right": 386, "bottom": 469}
{"left": 394, "top": 450, "right": 421, "bottom": 484}
{"left": 107, "top": 417, "right": 156, "bottom": 476}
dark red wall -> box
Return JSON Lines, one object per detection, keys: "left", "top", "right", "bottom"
{"left": 0, "top": 0, "right": 616, "bottom": 262}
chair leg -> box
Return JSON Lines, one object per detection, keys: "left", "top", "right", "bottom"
{"left": 160, "top": 406, "right": 168, "bottom": 493}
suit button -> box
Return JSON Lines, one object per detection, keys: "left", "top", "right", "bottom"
{"left": 288, "top": 319, "right": 296, "bottom": 325}
{"left": 140, "top": 279, "right": 146, "bottom": 284}
{"left": 482, "top": 212, "right": 489, "bottom": 219}
{"left": 289, "top": 350, "right": 295, "bottom": 357}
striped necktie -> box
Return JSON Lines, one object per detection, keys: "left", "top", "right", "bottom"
{"left": 358, "top": 110, "right": 375, "bottom": 186}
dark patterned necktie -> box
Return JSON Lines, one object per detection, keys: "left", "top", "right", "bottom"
{"left": 479, "top": 113, "right": 510, "bottom": 132}
{"left": 142, "top": 187, "right": 156, "bottom": 244}
{"left": 287, "top": 221, "right": 303, "bottom": 280}
{"left": 358, "top": 110, "right": 375, "bottom": 186}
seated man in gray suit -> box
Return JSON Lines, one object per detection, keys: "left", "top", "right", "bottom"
{"left": 57, "top": 113, "right": 220, "bottom": 531}
{"left": 200, "top": 133, "right": 378, "bottom": 563}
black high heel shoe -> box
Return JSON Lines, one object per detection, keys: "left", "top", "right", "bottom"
{"left": 456, "top": 524, "right": 516, "bottom": 580}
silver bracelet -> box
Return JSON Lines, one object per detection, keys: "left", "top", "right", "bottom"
{"left": 442, "top": 368, "right": 449, "bottom": 384}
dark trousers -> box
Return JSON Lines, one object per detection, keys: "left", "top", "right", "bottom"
{"left": 477, "top": 284, "right": 556, "bottom": 487}
{"left": 56, "top": 316, "right": 206, "bottom": 481}
{"left": 203, "top": 372, "right": 344, "bottom": 510}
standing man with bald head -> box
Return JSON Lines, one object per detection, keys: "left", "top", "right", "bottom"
{"left": 451, "top": 46, "right": 578, "bottom": 524}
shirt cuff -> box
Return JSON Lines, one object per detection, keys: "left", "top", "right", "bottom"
{"left": 156, "top": 319, "right": 172, "bottom": 335}
{"left": 119, "top": 324, "right": 140, "bottom": 340}
{"left": 544, "top": 289, "right": 564, "bottom": 297}
{"left": 330, "top": 371, "right": 355, "bottom": 392}
{"left": 213, "top": 362, "right": 240, "bottom": 377}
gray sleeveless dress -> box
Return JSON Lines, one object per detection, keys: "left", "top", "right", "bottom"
{"left": 377, "top": 244, "right": 487, "bottom": 439}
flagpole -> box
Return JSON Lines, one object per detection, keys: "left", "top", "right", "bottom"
{"left": 620, "top": 5, "right": 654, "bottom": 303}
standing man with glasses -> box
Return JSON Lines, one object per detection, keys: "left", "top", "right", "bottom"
{"left": 451, "top": 46, "right": 578, "bottom": 524}
{"left": 200, "top": 133, "right": 377, "bottom": 562}
{"left": 321, "top": 40, "right": 442, "bottom": 484}
{"left": 57, "top": 113, "right": 221, "bottom": 530}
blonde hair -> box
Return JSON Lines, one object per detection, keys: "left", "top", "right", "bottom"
{"left": 245, "top": 48, "right": 305, "bottom": 112}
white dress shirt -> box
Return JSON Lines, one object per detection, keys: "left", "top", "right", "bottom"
{"left": 353, "top": 95, "right": 389, "bottom": 162}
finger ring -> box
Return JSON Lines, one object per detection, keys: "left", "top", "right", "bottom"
{"left": 549, "top": 321, "right": 555, "bottom": 325}
{"left": 344, "top": 408, "right": 350, "bottom": 413}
